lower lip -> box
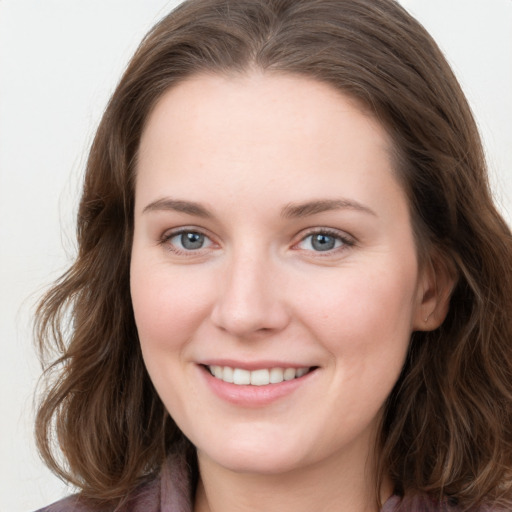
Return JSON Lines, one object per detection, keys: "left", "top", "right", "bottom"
{"left": 199, "top": 366, "right": 316, "bottom": 407}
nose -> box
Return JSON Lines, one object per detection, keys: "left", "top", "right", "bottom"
{"left": 210, "top": 250, "right": 290, "bottom": 338}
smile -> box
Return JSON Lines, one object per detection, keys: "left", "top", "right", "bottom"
{"left": 207, "top": 365, "right": 311, "bottom": 386}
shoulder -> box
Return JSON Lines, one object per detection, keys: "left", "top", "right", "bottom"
{"left": 34, "top": 495, "right": 91, "bottom": 512}
{"left": 34, "top": 443, "right": 194, "bottom": 512}
{"left": 33, "top": 476, "right": 161, "bottom": 512}
{"left": 382, "top": 494, "right": 499, "bottom": 511}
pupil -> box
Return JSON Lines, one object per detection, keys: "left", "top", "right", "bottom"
{"left": 312, "top": 234, "right": 335, "bottom": 251}
{"left": 181, "top": 232, "right": 204, "bottom": 250}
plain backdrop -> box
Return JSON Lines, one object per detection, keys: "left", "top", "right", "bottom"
{"left": 1, "top": 1, "right": 511, "bottom": 510}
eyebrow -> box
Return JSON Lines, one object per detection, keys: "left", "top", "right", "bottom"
{"left": 142, "top": 197, "right": 376, "bottom": 219}
{"left": 142, "top": 198, "right": 213, "bottom": 218}
{"left": 281, "top": 199, "right": 376, "bottom": 218}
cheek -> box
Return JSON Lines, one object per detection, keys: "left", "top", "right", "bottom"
{"left": 130, "top": 257, "right": 213, "bottom": 354}
{"left": 129, "top": 257, "right": 216, "bottom": 419}
{"left": 297, "top": 261, "right": 418, "bottom": 358}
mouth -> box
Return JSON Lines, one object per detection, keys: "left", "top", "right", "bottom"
{"left": 205, "top": 365, "right": 316, "bottom": 386}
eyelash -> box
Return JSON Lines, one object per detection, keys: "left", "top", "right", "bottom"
{"left": 159, "top": 227, "right": 355, "bottom": 256}
{"left": 159, "top": 228, "right": 214, "bottom": 256}
{"left": 294, "top": 228, "right": 355, "bottom": 255}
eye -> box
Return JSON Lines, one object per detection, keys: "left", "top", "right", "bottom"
{"left": 296, "top": 230, "right": 353, "bottom": 253}
{"left": 163, "top": 229, "right": 214, "bottom": 253}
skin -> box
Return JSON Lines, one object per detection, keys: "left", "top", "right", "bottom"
{"left": 131, "top": 72, "right": 448, "bottom": 512}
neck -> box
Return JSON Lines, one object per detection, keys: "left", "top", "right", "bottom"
{"left": 194, "top": 446, "right": 392, "bottom": 512}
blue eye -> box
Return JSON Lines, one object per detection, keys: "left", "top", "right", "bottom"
{"left": 166, "top": 230, "right": 212, "bottom": 251}
{"left": 297, "top": 231, "right": 350, "bottom": 252}
{"left": 310, "top": 233, "right": 338, "bottom": 251}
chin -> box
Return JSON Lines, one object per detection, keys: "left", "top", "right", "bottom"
{"left": 210, "top": 452, "right": 305, "bottom": 475}
{"left": 196, "top": 435, "right": 309, "bottom": 475}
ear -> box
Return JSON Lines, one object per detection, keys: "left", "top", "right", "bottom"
{"left": 413, "top": 252, "right": 457, "bottom": 332}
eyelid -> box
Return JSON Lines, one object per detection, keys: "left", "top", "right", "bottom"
{"left": 158, "top": 225, "right": 355, "bottom": 257}
{"left": 160, "top": 226, "right": 218, "bottom": 255}
{"left": 293, "top": 227, "right": 356, "bottom": 253}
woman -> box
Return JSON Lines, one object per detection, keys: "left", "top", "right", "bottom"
{"left": 34, "top": 0, "right": 512, "bottom": 511}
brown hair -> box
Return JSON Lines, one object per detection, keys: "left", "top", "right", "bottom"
{"left": 35, "top": 0, "right": 512, "bottom": 510}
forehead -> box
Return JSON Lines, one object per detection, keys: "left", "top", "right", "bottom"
{"left": 135, "top": 72, "right": 404, "bottom": 220}
{"left": 139, "top": 71, "right": 385, "bottom": 155}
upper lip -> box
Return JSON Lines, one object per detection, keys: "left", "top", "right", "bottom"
{"left": 198, "top": 359, "right": 315, "bottom": 371}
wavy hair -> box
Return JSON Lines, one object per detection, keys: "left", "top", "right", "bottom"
{"left": 35, "top": 0, "right": 512, "bottom": 510}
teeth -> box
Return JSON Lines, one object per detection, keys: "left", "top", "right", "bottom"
{"left": 296, "top": 367, "right": 309, "bottom": 378}
{"left": 233, "top": 368, "right": 251, "bottom": 385}
{"left": 250, "top": 369, "right": 269, "bottom": 386}
{"left": 207, "top": 365, "right": 311, "bottom": 385}
{"left": 223, "top": 366, "right": 234, "bottom": 383}
{"left": 211, "top": 365, "right": 223, "bottom": 379}
{"left": 269, "top": 367, "right": 284, "bottom": 383}
{"left": 283, "top": 368, "right": 296, "bottom": 381}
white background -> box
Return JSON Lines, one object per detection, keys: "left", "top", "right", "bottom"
{"left": 0, "top": 1, "right": 511, "bottom": 510}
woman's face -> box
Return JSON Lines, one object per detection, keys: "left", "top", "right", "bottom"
{"left": 131, "top": 72, "right": 431, "bottom": 476}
